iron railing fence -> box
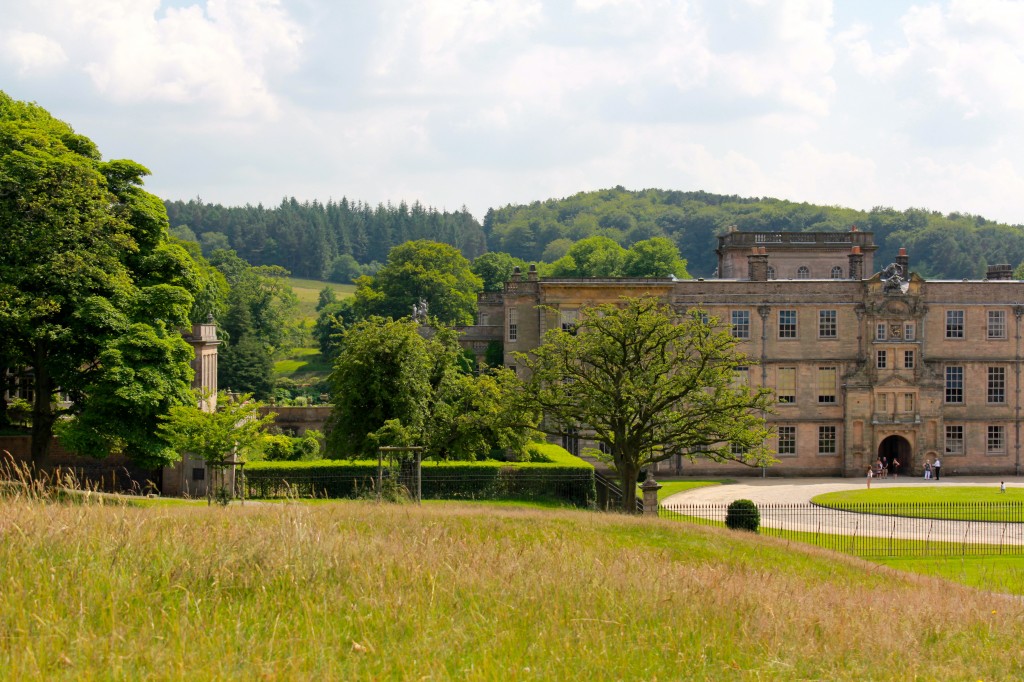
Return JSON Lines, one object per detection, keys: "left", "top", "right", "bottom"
{"left": 659, "top": 501, "right": 1024, "bottom": 557}
{"left": 245, "top": 469, "right": 596, "bottom": 508}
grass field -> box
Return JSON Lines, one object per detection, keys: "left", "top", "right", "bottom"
{"left": 812, "top": 486, "right": 1024, "bottom": 521}
{"left": 4, "top": 494, "right": 1024, "bottom": 679}
{"left": 274, "top": 346, "right": 333, "bottom": 379}
{"left": 286, "top": 277, "right": 356, "bottom": 323}
{"left": 652, "top": 479, "right": 732, "bottom": 501}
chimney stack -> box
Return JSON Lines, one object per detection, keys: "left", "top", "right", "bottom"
{"left": 896, "top": 247, "right": 909, "bottom": 276}
{"left": 848, "top": 245, "right": 864, "bottom": 280}
{"left": 747, "top": 247, "right": 769, "bottom": 281}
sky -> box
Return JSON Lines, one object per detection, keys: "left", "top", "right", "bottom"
{"left": 4, "top": 0, "right": 1024, "bottom": 225}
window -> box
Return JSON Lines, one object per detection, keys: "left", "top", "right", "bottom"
{"left": 777, "top": 426, "right": 796, "bottom": 456}
{"left": 732, "top": 366, "right": 749, "bottom": 388}
{"left": 818, "top": 310, "right": 837, "bottom": 338}
{"left": 731, "top": 442, "right": 745, "bottom": 456}
{"left": 876, "top": 323, "right": 887, "bottom": 341}
{"left": 830, "top": 266, "right": 843, "bottom": 279}
{"left": 777, "top": 367, "right": 796, "bottom": 403}
{"left": 561, "top": 427, "right": 579, "bottom": 457}
{"left": 988, "top": 367, "right": 1006, "bottom": 404}
{"left": 478, "top": 312, "right": 489, "bottom": 326}
{"left": 507, "top": 308, "right": 517, "bottom": 342}
{"left": 731, "top": 310, "right": 750, "bottom": 339}
{"left": 876, "top": 350, "right": 887, "bottom": 369}
{"left": 817, "top": 367, "right": 836, "bottom": 403}
{"left": 903, "top": 393, "right": 915, "bottom": 412}
{"left": 945, "top": 425, "right": 964, "bottom": 455}
{"left": 988, "top": 426, "right": 1006, "bottom": 454}
{"left": 877, "top": 393, "right": 888, "bottom": 412}
{"left": 797, "top": 266, "right": 810, "bottom": 279}
{"left": 903, "top": 350, "right": 915, "bottom": 369}
{"left": 559, "top": 308, "right": 578, "bottom": 334}
{"left": 945, "top": 310, "right": 964, "bottom": 338}
{"left": 904, "top": 323, "right": 915, "bottom": 341}
{"left": 988, "top": 310, "right": 1007, "bottom": 339}
{"left": 192, "top": 467, "right": 205, "bottom": 481}
{"left": 778, "top": 310, "right": 797, "bottom": 338}
{"left": 818, "top": 426, "right": 837, "bottom": 455}
{"left": 945, "top": 366, "right": 963, "bottom": 403}
{"left": 766, "top": 265, "right": 776, "bottom": 280}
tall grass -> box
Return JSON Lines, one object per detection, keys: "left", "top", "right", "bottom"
{"left": 2, "top": 495, "right": 1024, "bottom": 679}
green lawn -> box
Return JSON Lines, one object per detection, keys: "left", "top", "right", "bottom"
{"left": 877, "top": 555, "right": 1024, "bottom": 595}
{"left": 812, "top": 486, "right": 1024, "bottom": 521}
{"left": 274, "top": 346, "right": 333, "bottom": 378}
{"left": 287, "top": 277, "right": 355, "bottom": 323}
{"left": 646, "top": 479, "right": 732, "bottom": 501}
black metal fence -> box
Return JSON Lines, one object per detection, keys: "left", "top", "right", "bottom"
{"left": 659, "top": 501, "right": 1024, "bottom": 557}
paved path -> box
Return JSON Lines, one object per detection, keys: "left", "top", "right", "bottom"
{"left": 661, "top": 476, "right": 1024, "bottom": 545}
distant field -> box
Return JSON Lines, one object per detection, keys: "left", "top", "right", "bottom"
{"left": 274, "top": 346, "right": 332, "bottom": 379}
{"left": 286, "top": 277, "right": 356, "bottom": 323}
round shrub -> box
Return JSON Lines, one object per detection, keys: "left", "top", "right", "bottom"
{"left": 725, "top": 499, "right": 760, "bottom": 532}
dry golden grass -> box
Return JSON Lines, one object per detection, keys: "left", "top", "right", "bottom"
{"left": 1, "top": 493, "right": 1023, "bottom": 680}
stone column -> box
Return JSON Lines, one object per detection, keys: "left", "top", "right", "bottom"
{"left": 641, "top": 470, "right": 662, "bottom": 516}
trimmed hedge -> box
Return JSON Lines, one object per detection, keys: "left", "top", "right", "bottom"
{"left": 245, "top": 445, "right": 596, "bottom": 507}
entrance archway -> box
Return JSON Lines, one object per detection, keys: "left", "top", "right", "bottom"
{"left": 878, "top": 435, "right": 911, "bottom": 476}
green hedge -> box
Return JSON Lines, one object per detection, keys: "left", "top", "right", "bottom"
{"left": 244, "top": 445, "right": 595, "bottom": 507}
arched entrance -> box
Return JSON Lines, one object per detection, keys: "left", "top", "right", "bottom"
{"left": 878, "top": 435, "right": 911, "bottom": 476}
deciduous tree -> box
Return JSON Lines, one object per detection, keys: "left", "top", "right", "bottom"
{"left": 518, "top": 297, "right": 774, "bottom": 512}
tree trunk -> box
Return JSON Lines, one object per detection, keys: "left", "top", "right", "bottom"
{"left": 29, "top": 352, "right": 56, "bottom": 472}
{"left": 619, "top": 462, "right": 639, "bottom": 514}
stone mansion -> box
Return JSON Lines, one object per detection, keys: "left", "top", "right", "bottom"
{"left": 461, "top": 229, "right": 1024, "bottom": 478}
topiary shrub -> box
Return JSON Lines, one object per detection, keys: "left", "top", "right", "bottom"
{"left": 725, "top": 499, "right": 760, "bottom": 532}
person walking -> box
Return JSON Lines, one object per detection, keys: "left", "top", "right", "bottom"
{"left": 933, "top": 456, "right": 941, "bottom": 481}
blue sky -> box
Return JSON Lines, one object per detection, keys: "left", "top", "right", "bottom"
{"left": 4, "top": 0, "right": 1024, "bottom": 225}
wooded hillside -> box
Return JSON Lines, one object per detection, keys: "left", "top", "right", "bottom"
{"left": 166, "top": 188, "right": 1024, "bottom": 280}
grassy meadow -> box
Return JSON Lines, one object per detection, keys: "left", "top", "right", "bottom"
{"left": 286, "top": 277, "right": 355, "bottom": 322}
{"left": 3, "top": 495, "right": 1024, "bottom": 680}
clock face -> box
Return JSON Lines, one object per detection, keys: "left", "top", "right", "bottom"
{"left": 889, "top": 323, "right": 903, "bottom": 339}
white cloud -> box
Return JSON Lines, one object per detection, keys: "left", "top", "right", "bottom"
{"left": 0, "top": 30, "right": 68, "bottom": 76}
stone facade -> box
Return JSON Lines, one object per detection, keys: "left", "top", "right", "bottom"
{"left": 464, "top": 233, "right": 1024, "bottom": 478}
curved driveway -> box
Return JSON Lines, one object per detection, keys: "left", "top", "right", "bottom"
{"left": 661, "top": 476, "right": 1024, "bottom": 545}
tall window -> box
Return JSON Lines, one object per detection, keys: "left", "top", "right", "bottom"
{"left": 817, "top": 367, "right": 836, "bottom": 403}
{"left": 777, "top": 367, "right": 796, "bottom": 403}
{"left": 877, "top": 393, "right": 888, "bottom": 412}
{"left": 904, "top": 323, "right": 915, "bottom": 341}
{"left": 988, "top": 310, "right": 1007, "bottom": 339}
{"left": 988, "top": 426, "right": 1006, "bottom": 454}
{"left": 766, "top": 265, "right": 776, "bottom": 280}
{"left": 732, "top": 366, "right": 749, "bottom": 388}
{"left": 903, "top": 393, "right": 915, "bottom": 412}
{"left": 876, "top": 323, "right": 887, "bottom": 341}
{"left": 797, "top": 266, "right": 810, "bottom": 279}
{"left": 904, "top": 350, "right": 915, "bottom": 369}
{"left": 818, "top": 426, "right": 837, "bottom": 455}
{"left": 818, "top": 310, "right": 837, "bottom": 338}
{"left": 777, "top": 426, "right": 796, "bottom": 455}
{"left": 830, "top": 266, "right": 843, "bottom": 279}
{"left": 778, "top": 310, "right": 797, "bottom": 338}
{"left": 945, "top": 366, "right": 963, "bottom": 403}
{"left": 988, "top": 367, "right": 1006, "bottom": 404}
{"left": 945, "top": 425, "right": 964, "bottom": 455}
{"left": 945, "top": 310, "right": 964, "bottom": 338}
{"left": 731, "top": 310, "right": 750, "bottom": 339}
{"left": 876, "top": 350, "right": 887, "bottom": 369}
{"left": 507, "top": 308, "right": 517, "bottom": 342}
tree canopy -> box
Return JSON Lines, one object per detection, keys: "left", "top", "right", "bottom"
{"left": 518, "top": 297, "right": 774, "bottom": 511}
{"left": 353, "top": 240, "right": 483, "bottom": 326}
{"left": 0, "top": 91, "right": 205, "bottom": 467}
{"left": 327, "top": 318, "right": 535, "bottom": 460}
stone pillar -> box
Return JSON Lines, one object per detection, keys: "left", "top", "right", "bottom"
{"left": 641, "top": 470, "right": 662, "bottom": 516}
{"left": 527, "top": 263, "right": 538, "bottom": 282}
{"left": 747, "top": 247, "right": 769, "bottom": 281}
{"left": 848, "top": 246, "right": 864, "bottom": 280}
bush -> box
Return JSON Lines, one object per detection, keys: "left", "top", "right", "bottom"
{"left": 725, "top": 499, "right": 760, "bottom": 532}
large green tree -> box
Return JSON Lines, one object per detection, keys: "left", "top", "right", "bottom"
{"left": 518, "top": 297, "right": 774, "bottom": 512}
{"left": 0, "top": 91, "right": 204, "bottom": 468}
{"left": 353, "top": 240, "right": 482, "bottom": 326}
{"left": 471, "top": 252, "right": 527, "bottom": 292}
{"left": 327, "top": 318, "right": 534, "bottom": 459}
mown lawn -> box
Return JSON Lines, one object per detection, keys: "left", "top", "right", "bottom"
{"left": 812, "top": 486, "right": 1024, "bottom": 521}
{"left": 4, "top": 496, "right": 1024, "bottom": 679}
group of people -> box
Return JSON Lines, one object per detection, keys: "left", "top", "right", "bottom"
{"left": 866, "top": 456, "right": 900, "bottom": 487}
{"left": 867, "top": 455, "right": 945, "bottom": 487}
{"left": 922, "top": 456, "right": 942, "bottom": 480}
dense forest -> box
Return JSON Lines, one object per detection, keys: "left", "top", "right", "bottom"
{"left": 166, "top": 188, "right": 1024, "bottom": 280}
{"left": 165, "top": 197, "right": 486, "bottom": 280}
